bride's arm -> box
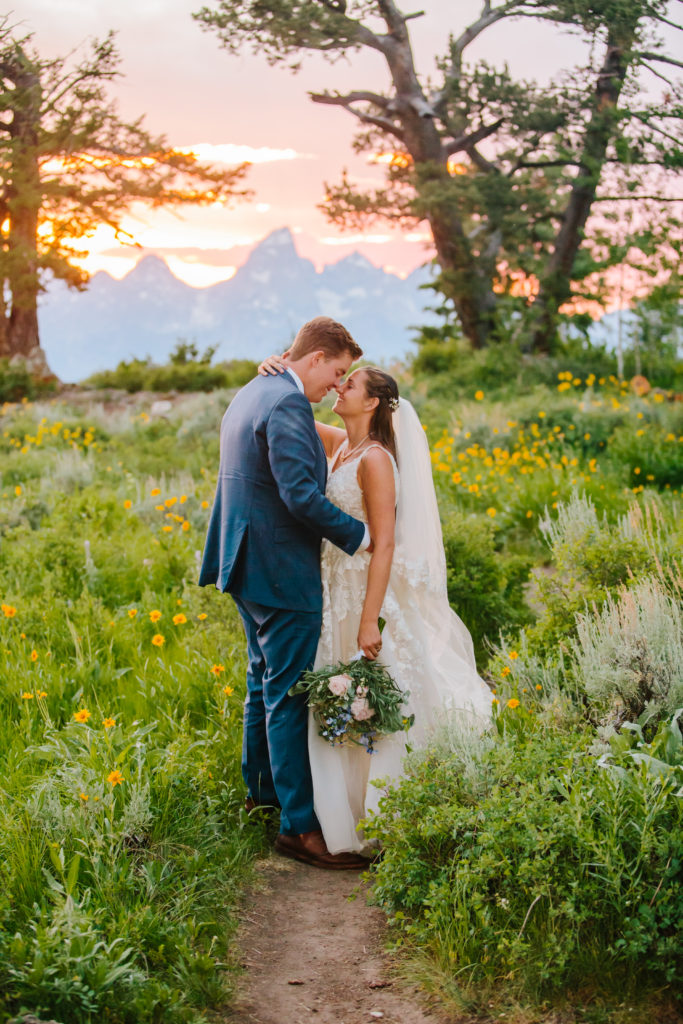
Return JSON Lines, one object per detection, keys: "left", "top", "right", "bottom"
{"left": 316, "top": 421, "right": 346, "bottom": 458}
{"left": 357, "top": 448, "right": 396, "bottom": 660}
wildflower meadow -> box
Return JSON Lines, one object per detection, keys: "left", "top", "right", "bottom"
{"left": 1, "top": 358, "right": 681, "bottom": 1022}
{"left": 0, "top": 389, "right": 271, "bottom": 1023}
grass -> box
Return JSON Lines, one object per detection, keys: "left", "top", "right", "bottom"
{"left": 1, "top": 348, "right": 681, "bottom": 1022}
{"left": 0, "top": 389, "right": 270, "bottom": 1023}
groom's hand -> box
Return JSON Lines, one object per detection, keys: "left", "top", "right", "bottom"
{"left": 358, "top": 619, "right": 382, "bottom": 661}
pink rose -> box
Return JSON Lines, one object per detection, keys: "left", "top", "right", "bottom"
{"left": 350, "top": 697, "right": 375, "bottom": 721}
{"left": 328, "top": 673, "right": 352, "bottom": 697}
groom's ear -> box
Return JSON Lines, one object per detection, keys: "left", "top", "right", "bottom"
{"left": 309, "top": 350, "right": 326, "bottom": 367}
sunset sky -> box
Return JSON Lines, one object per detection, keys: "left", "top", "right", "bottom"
{"left": 16, "top": 0, "right": 666, "bottom": 288}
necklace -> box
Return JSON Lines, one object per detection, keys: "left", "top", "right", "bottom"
{"left": 339, "top": 432, "right": 370, "bottom": 464}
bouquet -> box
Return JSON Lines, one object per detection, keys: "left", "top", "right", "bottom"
{"left": 290, "top": 653, "right": 414, "bottom": 754}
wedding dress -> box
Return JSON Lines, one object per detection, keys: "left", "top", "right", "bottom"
{"left": 308, "top": 399, "right": 494, "bottom": 855}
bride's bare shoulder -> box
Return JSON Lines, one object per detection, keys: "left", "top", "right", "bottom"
{"left": 358, "top": 444, "right": 396, "bottom": 486}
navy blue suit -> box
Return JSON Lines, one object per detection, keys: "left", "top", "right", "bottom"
{"left": 199, "top": 371, "right": 365, "bottom": 834}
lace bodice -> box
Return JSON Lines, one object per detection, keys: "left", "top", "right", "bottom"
{"left": 325, "top": 443, "right": 399, "bottom": 522}
{"left": 318, "top": 444, "right": 427, "bottom": 685}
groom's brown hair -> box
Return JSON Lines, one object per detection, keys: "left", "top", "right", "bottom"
{"left": 289, "top": 316, "right": 362, "bottom": 362}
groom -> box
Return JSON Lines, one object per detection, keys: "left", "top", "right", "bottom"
{"left": 199, "top": 317, "right": 369, "bottom": 869}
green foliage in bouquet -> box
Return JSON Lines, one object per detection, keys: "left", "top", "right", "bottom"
{"left": 290, "top": 656, "right": 413, "bottom": 754}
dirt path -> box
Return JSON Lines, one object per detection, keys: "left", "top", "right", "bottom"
{"left": 225, "top": 855, "right": 444, "bottom": 1024}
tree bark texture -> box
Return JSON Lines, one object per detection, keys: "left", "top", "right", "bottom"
{"left": 365, "top": 7, "right": 499, "bottom": 348}
{"left": 0, "top": 55, "right": 46, "bottom": 368}
{"left": 531, "top": 17, "right": 640, "bottom": 352}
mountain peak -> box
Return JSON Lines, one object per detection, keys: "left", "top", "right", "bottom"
{"left": 259, "top": 227, "right": 297, "bottom": 253}
{"left": 125, "top": 254, "right": 181, "bottom": 285}
{"left": 334, "top": 251, "right": 378, "bottom": 272}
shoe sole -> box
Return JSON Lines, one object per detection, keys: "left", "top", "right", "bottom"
{"left": 274, "top": 838, "right": 368, "bottom": 871}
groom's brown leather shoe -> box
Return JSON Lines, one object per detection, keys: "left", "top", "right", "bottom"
{"left": 275, "top": 829, "right": 369, "bottom": 870}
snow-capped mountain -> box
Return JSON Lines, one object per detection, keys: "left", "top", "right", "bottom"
{"left": 39, "top": 228, "right": 437, "bottom": 382}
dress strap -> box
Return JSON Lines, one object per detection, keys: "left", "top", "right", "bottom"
{"left": 360, "top": 443, "right": 396, "bottom": 468}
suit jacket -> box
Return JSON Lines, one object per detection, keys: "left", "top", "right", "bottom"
{"left": 198, "top": 371, "right": 365, "bottom": 612}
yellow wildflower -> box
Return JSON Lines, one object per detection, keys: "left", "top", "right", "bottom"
{"left": 501, "top": 666, "right": 511, "bottom": 677}
{"left": 150, "top": 488, "right": 161, "bottom": 496}
{"left": 79, "top": 793, "right": 89, "bottom": 802}
{"left": 164, "top": 497, "right": 177, "bottom": 507}
{"left": 223, "top": 685, "right": 234, "bottom": 696}
{"left": 198, "top": 613, "right": 208, "bottom": 621}
{"left": 162, "top": 525, "right": 173, "bottom": 533}
{"left": 2, "top": 604, "right": 17, "bottom": 617}
{"left": 103, "top": 717, "right": 116, "bottom": 729}
{"left": 210, "top": 664, "right": 225, "bottom": 676}
{"left": 474, "top": 390, "right": 484, "bottom": 401}
{"left": 509, "top": 651, "right": 519, "bottom": 660}
{"left": 173, "top": 613, "right": 187, "bottom": 625}
{"left": 74, "top": 708, "right": 91, "bottom": 723}
{"left": 201, "top": 500, "right": 209, "bottom": 509}
{"left": 15, "top": 485, "right": 22, "bottom": 496}
{"left": 21, "top": 692, "right": 33, "bottom": 700}
{"left": 30, "top": 649, "right": 38, "bottom": 662}
{"left": 128, "top": 609, "right": 138, "bottom": 619}
{"left": 486, "top": 507, "right": 496, "bottom": 517}
{"left": 123, "top": 499, "right": 132, "bottom": 510}
{"left": 535, "top": 684, "right": 542, "bottom": 691}
{"left": 507, "top": 698, "right": 520, "bottom": 709}
{"left": 37, "top": 690, "right": 47, "bottom": 698}
{"left": 107, "top": 769, "right": 123, "bottom": 787}
{"left": 149, "top": 610, "right": 162, "bottom": 622}
{"left": 151, "top": 633, "right": 165, "bottom": 647}
{"left": 181, "top": 520, "right": 190, "bottom": 532}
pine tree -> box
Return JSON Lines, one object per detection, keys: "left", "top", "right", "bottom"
{"left": 0, "top": 27, "right": 249, "bottom": 375}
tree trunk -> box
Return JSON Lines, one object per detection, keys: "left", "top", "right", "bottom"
{"left": 428, "top": 204, "right": 497, "bottom": 348}
{"left": 3, "top": 56, "right": 54, "bottom": 377}
{"left": 530, "top": 19, "right": 639, "bottom": 352}
{"left": 382, "top": 25, "right": 498, "bottom": 348}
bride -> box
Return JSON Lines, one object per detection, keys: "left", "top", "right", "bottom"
{"left": 259, "top": 358, "right": 493, "bottom": 856}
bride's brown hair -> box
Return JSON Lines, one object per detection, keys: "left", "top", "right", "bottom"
{"left": 362, "top": 367, "right": 399, "bottom": 460}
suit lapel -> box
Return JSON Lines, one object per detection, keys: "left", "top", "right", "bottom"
{"left": 281, "top": 370, "right": 328, "bottom": 487}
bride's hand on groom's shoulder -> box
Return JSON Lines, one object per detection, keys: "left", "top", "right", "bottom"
{"left": 358, "top": 618, "right": 382, "bottom": 661}
{"left": 257, "top": 352, "right": 288, "bottom": 376}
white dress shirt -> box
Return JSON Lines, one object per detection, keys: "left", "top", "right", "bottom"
{"left": 283, "top": 367, "right": 370, "bottom": 554}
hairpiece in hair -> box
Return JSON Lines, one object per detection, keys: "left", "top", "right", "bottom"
{"left": 389, "top": 397, "right": 400, "bottom": 411}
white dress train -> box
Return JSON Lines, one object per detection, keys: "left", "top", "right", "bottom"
{"left": 309, "top": 441, "right": 493, "bottom": 855}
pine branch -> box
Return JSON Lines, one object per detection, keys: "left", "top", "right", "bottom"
{"left": 443, "top": 117, "right": 504, "bottom": 156}
{"left": 310, "top": 90, "right": 406, "bottom": 140}
{"left": 593, "top": 194, "right": 683, "bottom": 201}
{"left": 636, "top": 50, "right": 683, "bottom": 70}
{"left": 467, "top": 144, "right": 500, "bottom": 173}
{"left": 641, "top": 61, "right": 676, "bottom": 87}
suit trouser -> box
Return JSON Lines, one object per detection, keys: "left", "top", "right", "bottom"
{"left": 232, "top": 595, "right": 321, "bottom": 836}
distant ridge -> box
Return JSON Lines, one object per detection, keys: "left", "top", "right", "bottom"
{"left": 38, "top": 227, "right": 437, "bottom": 382}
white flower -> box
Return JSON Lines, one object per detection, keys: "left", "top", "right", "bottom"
{"left": 328, "top": 673, "right": 352, "bottom": 697}
{"left": 351, "top": 697, "right": 375, "bottom": 721}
